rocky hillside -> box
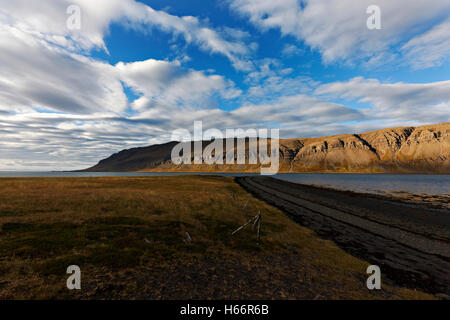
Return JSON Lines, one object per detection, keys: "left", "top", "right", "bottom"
{"left": 84, "top": 122, "right": 450, "bottom": 173}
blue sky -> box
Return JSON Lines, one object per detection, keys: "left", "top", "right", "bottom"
{"left": 0, "top": 0, "right": 449, "bottom": 170}
{"left": 99, "top": 0, "right": 450, "bottom": 105}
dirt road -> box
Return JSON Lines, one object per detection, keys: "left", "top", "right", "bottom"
{"left": 236, "top": 176, "right": 450, "bottom": 296}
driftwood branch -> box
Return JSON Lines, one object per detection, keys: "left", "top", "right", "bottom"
{"left": 231, "top": 218, "right": 254, "bottom": 236}
{"left": 231, "top": 211, "right": 262, "bottom": 245}
{"left": 252, "top": 211, "right": 260, "bottom": 231}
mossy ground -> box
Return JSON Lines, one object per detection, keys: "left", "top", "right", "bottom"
{"left": 0, "top": 176, "right": 433, "bottom": 299}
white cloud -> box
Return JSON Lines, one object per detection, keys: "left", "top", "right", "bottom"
{"left": 281, "top": 44, "right": 304, "bottom": 57}
{"left": 243, "top": 59, "right": 317, "bottom": 103}
{"left": 0, "top": 111, "right": 166, "bottom": 171}
{"left": 0, "top": 0, "right": 123, "bottom": 51}
{"left": 401, "top": 19, "right": 450, "bottom": 69}
{"left": 229, "top": 0, "right": 450, "bottom": 66}
{"left": 117, "top": 59, "right": 241, "bottom": 109}
{"left": 0, "top": 20, "right": 127, "bottom": 114}
{"left": 0, "top": 5, "right": 242, "bottom": 115}
{"left": 231, "top": 94, "right": 363, "bottom": 126}
{"left": 230, "top": 0, "right": 301, "bottom": 35}
{"left": 0, "top": 0, "right": 254, "bottom": 70}
{"left": 316, "top": 77, "right": 450, "bottom": 123}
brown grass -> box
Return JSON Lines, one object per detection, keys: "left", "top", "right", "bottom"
{"left": 0, "top": 176, "right": 433, "bottom": 299}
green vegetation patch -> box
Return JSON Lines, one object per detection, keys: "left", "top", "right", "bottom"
{"left": 0, "top": 216, "right": 200, "bottom": 274}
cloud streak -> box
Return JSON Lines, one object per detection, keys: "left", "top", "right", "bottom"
{"left": 401, "top": 19, "right": 450, "bottom": 69}
{"left": 316, "top": 77, "right": 450, "bottom": 124}
{"left": 229, "top": 0, "right": 450, "bottom": 67}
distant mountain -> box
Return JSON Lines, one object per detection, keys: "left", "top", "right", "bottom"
{"left": 83, "top": 122, "right": 450, "bottom": 173}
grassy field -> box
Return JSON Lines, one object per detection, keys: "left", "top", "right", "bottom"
{"left": 0, "top": 176, "right": 433, "bottom": 299}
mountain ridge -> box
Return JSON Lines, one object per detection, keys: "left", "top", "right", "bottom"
{"left": 83, "top": 122, "right": 450, "bottom": 173}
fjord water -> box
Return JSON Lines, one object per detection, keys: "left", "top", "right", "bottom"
{"left": 0, "top": 172, "right": 448, "bottom": 196}
{"left": 275, "top": 173, "right": 450, "bottom": 196}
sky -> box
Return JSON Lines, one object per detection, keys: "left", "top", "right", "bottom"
{"left": 0, "top": 0, "right": 449, "bottom": 170}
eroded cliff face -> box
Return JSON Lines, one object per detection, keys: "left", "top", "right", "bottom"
{"left": 361, "top": 127, "right": 415, "bottom": 161}
{"left": 395, "top": 124, "right": 450, "bottom": 172}
{"left": 282, "top": 123, "right": 449, "bottom": 173}
{"left": 286, "top": 135, "right": 379, "bottom": 172}
{"left": 85, "top": 122, "right": 450, "bottom": 173}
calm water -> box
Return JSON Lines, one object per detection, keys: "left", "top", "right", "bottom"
{"left": 0, "top": 172, "right": 448, "bottom": 196}
{"left": 275, "top": 173, "right": 450, "bottom": 196}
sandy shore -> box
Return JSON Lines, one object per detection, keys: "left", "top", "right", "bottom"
{"left": 236, "top": 176, "right": 450, "bottom": 297}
